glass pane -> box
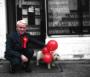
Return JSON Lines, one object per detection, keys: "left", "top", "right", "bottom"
{"left": 82, "top": 0, "right": 90, "bottom": 34}
{"left": 47, "top": 0, "right": 80, "bottom": 35}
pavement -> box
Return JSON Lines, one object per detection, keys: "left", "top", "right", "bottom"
{"left": 0, "top": 59, "right": 90, "bottom": 77}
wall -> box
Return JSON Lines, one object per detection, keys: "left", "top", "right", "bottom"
{"left": 0, "top": 0, "right": 6, "bottom": 59}
{"left": 46, "top": 36, "right": 90, "bottom": 60}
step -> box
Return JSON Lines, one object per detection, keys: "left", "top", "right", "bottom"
{"left": 0, "top": 60, "right": 10, "bottom": 73}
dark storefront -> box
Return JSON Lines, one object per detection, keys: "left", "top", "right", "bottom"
{"left": 6, "top": 0, "right": 90, "bottom": 49}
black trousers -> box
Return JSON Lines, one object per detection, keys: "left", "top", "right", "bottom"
{"left": 5, "top": 49, "right": 34, "bottom": 67}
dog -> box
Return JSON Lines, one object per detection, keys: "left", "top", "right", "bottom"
{"left": 36, "top": 50, "right": 61, "bottom": 69}
{"left": 52, "top": 52, "right": 61, "bottom": 61}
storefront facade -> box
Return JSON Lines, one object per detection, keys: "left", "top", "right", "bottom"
{"left": 0, "top": 0, "right": 90, "bottom": 60}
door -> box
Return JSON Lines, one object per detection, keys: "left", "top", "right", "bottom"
{"left": 6, "top": 0, "right": 46, "bottom": 49}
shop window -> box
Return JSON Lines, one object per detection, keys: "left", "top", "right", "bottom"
{"left": 47, "top": 0, "right": 90, "bottom": 36}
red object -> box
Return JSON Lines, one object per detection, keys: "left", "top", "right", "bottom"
{"left": 47, "top": 40, "right": 58, "bottom": 51}
{"left": 42, "top": 46, "right": 49, "bottom": 55}
{"left": 22, "top": 36, "right": 28, "bottom": 48}
{"left": 43, "top": 53, "right": 52, "bottom": 64}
